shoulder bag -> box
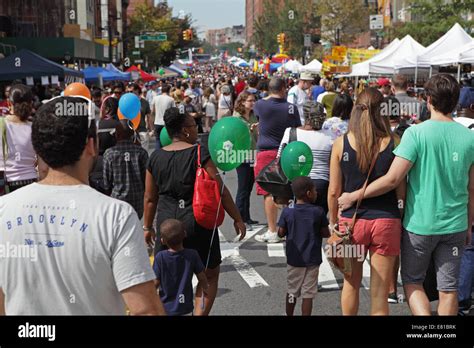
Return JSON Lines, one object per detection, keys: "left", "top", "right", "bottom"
{"left": 255, "top": 127, "right": 297, "bottom": 205}
{"left": 0, "top": 117, "right": 10, "bottom": 196}
{"left": 327, "top": 141, "right": 381, "bottom": 276}
{"left": 193, "top": 144, "right": 225, "bottom": 230}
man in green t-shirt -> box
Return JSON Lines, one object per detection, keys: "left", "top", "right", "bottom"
{"left": 338, "top": 74, "right": 474, "bottom": 316}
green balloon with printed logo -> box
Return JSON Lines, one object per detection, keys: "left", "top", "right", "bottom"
{"left": 208, "top": 117, "right": 251, "bottom": 171}
{"left": 280, "top": 141, "right": 313, "bottom": 181}
{"left": 159, "top": 127, "right": 172, "bottom": 147}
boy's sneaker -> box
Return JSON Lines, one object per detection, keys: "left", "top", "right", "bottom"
{"left": 255, "top": 230, "right": 283, "bottom": 243}
{"left": 388, "top": 292, "right": 398, "bottom": 303}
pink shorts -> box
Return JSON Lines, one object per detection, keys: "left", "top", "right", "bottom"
{"left": 338, "top": 217, "right": 402, "bottom": 256}
{"left": 254, "top": 150, "right": 278, "bottom": 196}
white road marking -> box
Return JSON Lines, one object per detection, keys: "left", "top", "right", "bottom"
{"left": 267, "top": 244, "right": 285, "bottom": 257}
{"left": 228, "top": 254, "right": 269, "bottom": 288}
{"left": 319, "top": 248, "right": 340, "bottom": 289}
{"left": 362, "top": 256, "right": 371, "bottom": 290}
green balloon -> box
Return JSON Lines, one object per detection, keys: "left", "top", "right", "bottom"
{"left": 182, "top": 72, "right": 189, "bottom": 78}
{"left": 159, "top": 127, "right": 172, "bottom": 147}
{"left": 280, "top": 141, "right": 314, "bottom": 181}
{"left": 208, "top": 117, "right": 251, "bottom": 171}
{"left": 158, "top": 68, "right": 165, "bottom": 76}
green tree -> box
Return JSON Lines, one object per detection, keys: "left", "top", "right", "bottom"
{"left": 126, "top": 3, "right": 197, "bottom": 70}
{"left": 391, "top": 0, "right": 473, "bottom": 47}
{"left": 316, "top": 0, "right": 370, "bottom": 45}
{"left": 252, "top": 0, "right": 320, "bottom": 57}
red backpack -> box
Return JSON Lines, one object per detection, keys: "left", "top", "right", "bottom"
{"left": 193, "top": 144, "right": 225, "bottom": 229}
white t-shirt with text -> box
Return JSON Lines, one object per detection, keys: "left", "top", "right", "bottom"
{"left": 0, "top": 183, "right": 155, "bottom": 315}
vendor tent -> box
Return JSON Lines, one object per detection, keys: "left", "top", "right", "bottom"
{"left": 394, "top": 23, "right": 473, "bottom": 70}
{"left": 0, "top": 49, "right": 83, "bottom": 82}
{"left": 284, "top": 60, "right": 303, "bottom": 73}
{"left": 301, "top": 59, "right": 322, "bottom": 73}
{"left": 430, "top": 40, "right": 474, "bottom": 66}
{"left": 347, "top": 38, "right": 400, "bottom": 77}
{"left": 369, "top": 35, "right": 425, "bottom": 75}
{"left": 105, "top": 64, "right": 131, "bottom": 80}
{"left": 168, "top": 64, "right": 187, "bottom": 76}
{"left": 83, "top": 66, "right": 121, "bottom": 83}
{"left": 126, "top": 65, "right": 156, "bottom": 82}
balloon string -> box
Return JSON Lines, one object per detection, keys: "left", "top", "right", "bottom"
{"left": 201, "top": 171, "right": 226, "bottom": 310}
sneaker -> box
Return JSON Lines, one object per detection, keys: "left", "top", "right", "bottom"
{"left": 245, "top": 223, "right": 253, "bottom": 231}
{"left": 255, "top": 230, "right": 283, "bottom": 243}
{"left": 247, "top": 219, "right": 260, "bottom": 225}
{"left": 388, "top": 292, "right": 398, "bottom": 304}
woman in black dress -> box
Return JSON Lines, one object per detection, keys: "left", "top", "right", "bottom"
{"left": 143, "top": 107, "right": 246, "bottom": 315}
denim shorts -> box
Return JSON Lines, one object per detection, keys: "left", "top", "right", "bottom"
{"left": 400, "top": 229, "right": 466, "bottom": 291}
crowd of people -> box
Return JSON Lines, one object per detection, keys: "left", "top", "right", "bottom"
{"left": 0, "top": 61, "right": 473, "bottom": 317}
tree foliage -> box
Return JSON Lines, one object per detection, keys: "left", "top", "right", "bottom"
{"left": 126, "top": 3, "right": 198, "bottom": 70}
{"left": 252, "top": 0, "right": 319, "bottom": 57}
{"left": 316, "top": 0, "right": 370, "bottom": 45}
{"left": 391, "top": 0, "right": 473, "bottom": 46}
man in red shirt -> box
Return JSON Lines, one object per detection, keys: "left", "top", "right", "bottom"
{"left": 235, "top": 76, "right": 246, "bottom": 96}
{"left": 0, "top": 85, "right": 12, "bottom": 116}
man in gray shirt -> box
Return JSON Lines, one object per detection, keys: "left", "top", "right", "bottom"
{"left": 391, "top": 74, "right": 423, "bottom": 123}
{"left": 0, "top": 96, "right": 165, "bottom": 315}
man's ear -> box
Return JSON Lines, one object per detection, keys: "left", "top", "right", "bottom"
{"left": 85, "top": 136, "right": 98, "bottom": 157}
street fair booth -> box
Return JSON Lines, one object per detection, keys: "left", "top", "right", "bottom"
{"left": 369, "top": 35, "right": 425, "bottom": 75}
{"left": 0, "top": 49, "right": 84, "bottom": 84}
{"left": 83, "top": 66, "right": 128, "bottom": 84}
{"left": 346, "top": 38, "right": 400, "bottom": 77}
{"left": 394, "top": 23, "right": 473, "bottom": 82}
{"left": 283, "top": 60, "right": 303, "bottom": 73}
{"left": 301, "top": 59, "right": 322, "bottom": 74}
{"left": 105, "top": 64, "right": 131, "bottom": 81}
{"left": 430, "top": 41, "right": 474, "bottom": 66}
{"left": 126, "top": 65, "right": 156, "bottom": 82}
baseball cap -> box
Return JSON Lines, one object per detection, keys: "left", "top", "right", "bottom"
{"left": 299, "top": 71, "right": 314, "bottom": 81}
{"left": 184, "top": 90, "right": 196, "bottom": 98}
{"left": 377, "top": 78, "right": 391, "bottom": 87}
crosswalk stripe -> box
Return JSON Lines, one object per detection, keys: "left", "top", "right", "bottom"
{"left": 267, "top": 244, "right": 285, "bottom": 257}
{"left": 362, "top": 256, "right": 371, "bottom": 290}
{"left": 319, "top": 248, "right": 340, "bottom": 289}
{"left": 228, "top": 254, "right": 269, "bottom": 288}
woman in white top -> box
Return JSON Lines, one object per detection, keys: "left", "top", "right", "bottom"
{"left": 202, "top": 87, "right": 217, "bottom": 132}
{"left": 322, "top": 93, "right": 353, "bottom": 142}
{"left": 217, "top": 84, "right": 233, "bottom": 120}
{"left": 278, "top": 100, "right": 333, "bottom": 213}
{"left": 0, "top": 84, "right": 37, "bottom": 193}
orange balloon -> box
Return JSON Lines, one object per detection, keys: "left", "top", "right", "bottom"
{"left": 118, "top": 109, "right": 141, "bottom": 130}
{"left": 64, "top": 83, "right": 91, "bottom": 100}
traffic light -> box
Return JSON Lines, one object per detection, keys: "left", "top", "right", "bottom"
{"left": 183, "top": 29, "right": 193, "bottom": 41}
{"left": 277, "top": 32, "right": 286, "bottom": 45}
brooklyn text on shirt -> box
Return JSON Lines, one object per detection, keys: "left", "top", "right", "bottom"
{"left": 5, "top": 213, "right": 89, "bottom": 233}
{"left": 0, "top": 241, "right": 38, "bottom": 262}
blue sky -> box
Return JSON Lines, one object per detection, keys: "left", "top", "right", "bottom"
{"left": 159, "top": 0, "right": 245, "bottom": 36}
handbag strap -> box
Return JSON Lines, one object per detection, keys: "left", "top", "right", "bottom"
{"left": 196, "top": 143, "right": 202, "bottom": 168}
{"left": 349, "top": 139, "right": 382, "bottom": 229}
{"left": 0, "top": 117, "right": 8, "bottom": 178}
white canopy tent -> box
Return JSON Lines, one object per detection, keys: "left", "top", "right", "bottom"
{"left": 394, "top": 23, "right": 473, "bottom": 82}
{"left": 346, "top": 38, "right": 400, "bottom": 77}
{"left": 369, "top": 35, "right": 425, "bottom": 75}
{"left": 430, "top": 40, "right": 474, "bottom": 66}
{"left": 283, "top": 59, "right": 303, "bottom": 73}
{"left": 300, "top": 59, "right": 322, "bottom": 73}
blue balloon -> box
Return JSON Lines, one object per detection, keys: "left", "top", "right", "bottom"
{"left": 118, "top": 93, "right": 140, "bottom": 120}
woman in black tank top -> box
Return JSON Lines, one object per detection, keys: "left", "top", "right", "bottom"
{"left": 328, "top": 88, "right": 405, "bottom": 315}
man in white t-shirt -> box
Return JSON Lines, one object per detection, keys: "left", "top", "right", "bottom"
{"left": 0, "top": 96, "right": 165, "bottom": 315}
{"left": 151, "top": 84, "right": 175, "bottom": 150}
{"left": 287, "top": 72, "right": 313, "bottom": 125}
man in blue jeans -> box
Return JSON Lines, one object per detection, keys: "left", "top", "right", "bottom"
{"left": 458, "top": 225, "right": 474, "bottom": 314}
